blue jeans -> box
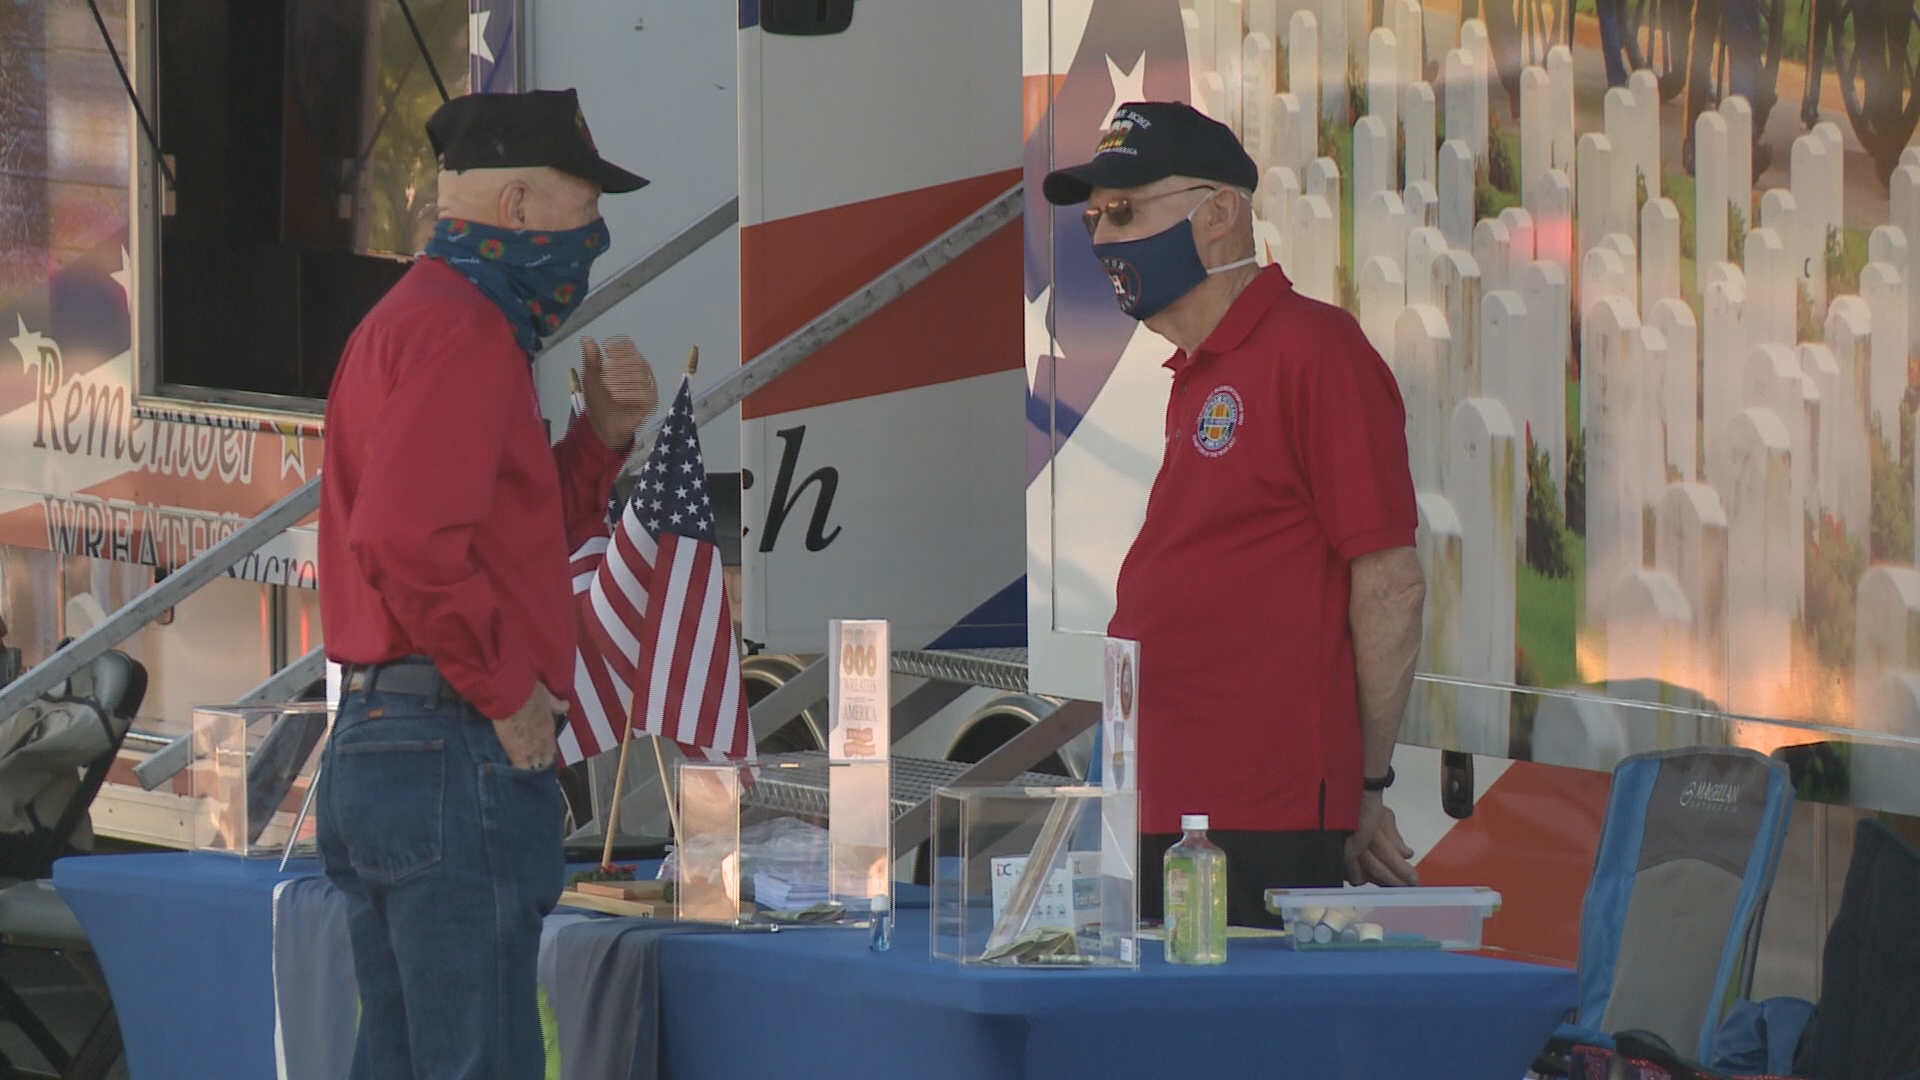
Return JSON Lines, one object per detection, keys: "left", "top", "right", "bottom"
{"left": 316, "top": 688, "right": 565, "bottom": 1080}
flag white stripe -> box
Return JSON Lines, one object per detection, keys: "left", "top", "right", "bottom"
{"left": 674, "top": 555, "right": 725, "bottom": 745}
{"left": 713, "top": 625, "right": 744, "bottom": 759}
{"left": 606, "top": 537, "right": 653, "bottom": 622}
{"left": 644, "top": 538, "right": 697, "bottom": 738}
{"left": 557, "top": 720, "right": 583, "bottom": 763}
{"left": 589, "top": 575, "right": 642, "bottom": 661}
{"left": 574, "top": 650, "right": 619, "bottom": 752}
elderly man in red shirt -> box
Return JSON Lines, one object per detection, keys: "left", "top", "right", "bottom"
{"left": 317, "top": 90, "right": 654, "bottom": 1078}
{"left": 1044, "top": 102, "right": 1428, "bottom": 926}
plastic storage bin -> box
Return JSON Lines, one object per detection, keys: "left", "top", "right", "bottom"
{"left": 186, "top": 704, "right": 331, "bottom": 858}
{"left": 1263, "top": 885, "right": 1502, "bottom": 950}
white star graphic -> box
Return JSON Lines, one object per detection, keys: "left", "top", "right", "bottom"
{"left": 675, "top": 486, "right": 688, "bottom": 498}
{"left": 10, "top": 315, "right": 53, "bottom": 380}
{"left": 110, "top": 247, "right": 133, "bottom": 300}
{"left": 680, "top": 462, "right": 695, "bottom": 473}
{"left": 1099, "top": 52, "right": 1147, "bottom": 132}
{"left": 470, "top": 10, "right": 494, "bottom": 64}
{"left": 670, "top": 512, "right": 683, "bottom": 525}
{"left": 1024, "top": 285, "right": 1060, "bottom": 386}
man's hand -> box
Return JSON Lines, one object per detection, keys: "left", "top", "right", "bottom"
{"left": 581, "top": 335, "right": 659, "bottom": 449}
{"left": 494, "top": 684, "right": 567, "bottom": 770}
{"left": 1345, "top": 791, "right": 1419, "bottom": 886}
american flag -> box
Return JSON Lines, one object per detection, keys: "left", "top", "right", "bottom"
{"left": 560, "top": 375, "right": 751, "bottom": 764}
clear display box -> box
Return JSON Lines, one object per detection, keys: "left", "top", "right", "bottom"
{"left": 186, "top": 704, "right": 332, "bottom": 857}
{"left": 674, "top": 757, "right": 892, "bottom": 926}
{"left": 1263, "top": 885, "right": 1503, "bottom": 950}
{"left": 931, "top": 784, "right": 1138, "bottom": 967}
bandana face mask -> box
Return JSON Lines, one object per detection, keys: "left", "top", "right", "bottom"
{"left": 423, "top": 216, "right": 611, "bottom": 354}
{"left": 1090, "top": 191, "right": 1256, "bottom": 320}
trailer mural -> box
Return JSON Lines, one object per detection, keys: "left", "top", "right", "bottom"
{"left": 1024, "top": 0, "right": 1920, "bottom": 967}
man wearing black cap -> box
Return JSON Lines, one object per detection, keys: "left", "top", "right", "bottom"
{"left": 1044, "top": 102, "right": 1428, "bottom": 926}
{"left": 317, "top": 89, "right": 652, "bottom": 1078}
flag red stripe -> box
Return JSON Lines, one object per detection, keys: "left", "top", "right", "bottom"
{"left": 660, "top": 538, "right": 710, "bottom": 744}
{"left": 694, "top": 558, "right": 737, "bottom": 755}
{"left": 630, "top": 534, "right": 677, "bottom": 740}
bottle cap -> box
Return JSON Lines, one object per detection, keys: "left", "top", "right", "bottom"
{"left": 871, "top": 894, "right": 890, "bottom": 913}
{"left": 1181, "top": 813, "right": 1209, "bottom": 831}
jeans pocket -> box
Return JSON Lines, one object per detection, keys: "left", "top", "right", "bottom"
{"left": 333, "top": 738, "right": 446, "bottom": 886}
{"left": 479, "top": 759, "right": 566, "bottom": 910}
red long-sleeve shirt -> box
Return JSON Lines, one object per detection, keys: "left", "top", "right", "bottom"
{"left": 319, "top": 259, "right": 626, "bottom": 720}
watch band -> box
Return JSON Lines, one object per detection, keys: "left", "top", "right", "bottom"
{"left": 1362, "top": 766, "right": 1395, "bottom": 792}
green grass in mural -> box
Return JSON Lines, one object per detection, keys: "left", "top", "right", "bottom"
{"left": 1518, "top": 532, "right": 1584, "bottom": 692}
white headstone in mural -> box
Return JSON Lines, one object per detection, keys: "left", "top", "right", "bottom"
{"left": 1583, "top": 295, "right": 1644, "bottom": 621}
{"left": 1395, "top": 304, "right": 1454, "bottom": 493}
{"left": 1290, "top": 193, "right": 1338, "bottom": 303}
{"left": 1577, "top": 132, "right": 1619, "bottom": 259}
{"left": 1862, "top": 263, "right": 1909, "bottom": 440}
{"left": 1824, "top": 297, "right": 1876, "bottom": 544}
{"left": 1405, "top": 180, "right": 1440, "bottom": 230}
{"left": 1641, "top": 198, "right": 1681, "bottom": 311}
{"left": 1520, "top": 65, "right": 1551, "bottom": 211}
{"left": 1656, "top": 483, "right": 1731, "bottom": 704}
{"left": 1744, "top": 228, "right": 1793, "bottom": 349}
{"left": 1409, "top": 491, "right": 1463, "bottom": 746}
{"left": 1546, "top": 45, "right": 1576, "bottom": 179}
{"left": 1353, "top": 115, "right": 1394, "bottom": 214}
{"left": 1356, "top": 190, "right": 1410, "bottom": 281}
{"left": 1359, "top": 256, "right": 1407, "bottom": 357}
{"left": 1289, "top": 10, "right": 1321, "bottom": 137}
{"left": 1406, "top": 225, "right": 1448, "bottom": 306}
{"left": 1458, "top": 19, "right": 1490, "bottom": 162}
{"left": 1473, "top": 217, "right": 1512, "bottom": 296}
{"left": 1855, "top": 566, "right": 1920, "bottom": 727}
{"left": 1650, "top": 298, "right": 1698, "bottom": 484}
{"left": 1368, "top": 28, "right": 1400, "bottom": 146}
{"left": 1448, "top": 397, "right": 1515, "bottom": 755}
{"left": 1403, "top": 81, "right": 1437, "bottom": 191}
{"left": 1436, "top": 139, "right": 1474, "bottom": 252}
{"left": 1607, "top": 569, "right": 1694, "bottom": 691}
{"left": 1724, "top": 407, "right": 1798, "bottom": 716}
{"left": 1519, "top": 259, "right": 1571, "bottom": 494}
{"left": 1744, "top": 343, "right": 1813, "bottom": 524}
{"left": 1695, "top": 111, "right": 1730, "bottom": 288}
{"left": 1703, "top": 275, "right": 1750, "bottom": 495}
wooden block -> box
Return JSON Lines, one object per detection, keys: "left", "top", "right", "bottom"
{"left": 557, "top": 889, "right": 669, "bottom": 919}
{"left": 573, "top": 879, "right": 667, "bottom": 900}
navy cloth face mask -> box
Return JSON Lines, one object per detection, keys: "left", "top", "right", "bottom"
{"left": 1092, "top": 199, "right": 1257, "bottom": 320}
{"left": 423, "top": 216, "right": 611, "bottom": 355}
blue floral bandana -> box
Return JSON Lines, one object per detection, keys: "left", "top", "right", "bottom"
{"left": 422, "top": 216, "right": 611, "bottom": 355}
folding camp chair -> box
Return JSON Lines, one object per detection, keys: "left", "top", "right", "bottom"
{"left": 1534, "top": 746, "right": 1797, "bottom": 1075}
{"left": 0, "top": 649, "right": 146, "bottom": 1080}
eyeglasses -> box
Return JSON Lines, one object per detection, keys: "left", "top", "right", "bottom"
{"left": 1081, "top": 185, "right": 1218, "bottom": 236}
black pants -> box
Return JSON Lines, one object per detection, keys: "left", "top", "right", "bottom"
{"left": 1140, "top": 830, "right": 1348, "bottom": 928}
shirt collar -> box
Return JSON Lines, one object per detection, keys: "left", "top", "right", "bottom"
{"left": 1163, "top": 264, "right": 1294, "bottom": 373}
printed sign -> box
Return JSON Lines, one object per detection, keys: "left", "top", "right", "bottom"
{"left": 827, "top": 618, "right": 889, "bottom": 762}
{"left": 989, "top": 852, "right": 1100, "bottom": 935}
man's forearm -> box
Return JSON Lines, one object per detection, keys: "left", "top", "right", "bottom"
{"left": 1349, "top": 546, "right": 1426, "bottom": 777}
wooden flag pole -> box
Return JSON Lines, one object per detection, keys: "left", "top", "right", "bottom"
{"left": 598, "top": 346, "right": 700, "bottom": 871}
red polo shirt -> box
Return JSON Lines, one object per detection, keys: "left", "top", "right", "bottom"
{"left": 319, "top": 259, "right": 626, "bottom": 720}
{"left": 1108, "top": 265, "right": 1416, "bottom": 835}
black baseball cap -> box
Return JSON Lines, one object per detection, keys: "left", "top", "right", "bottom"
{"left": 427, "top": 89, "right": 648, "bottom": 194}
{"left": 1043, "top": 101, "right": 1258, "bottom": 205}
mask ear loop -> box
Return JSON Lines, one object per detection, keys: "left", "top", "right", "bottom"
{"left": 1190, "top": 188, "right": 1259, "bottom": 276}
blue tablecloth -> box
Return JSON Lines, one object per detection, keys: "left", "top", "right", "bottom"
{"left": 55, "top": 852, "right": 1576, "bottom": 1080}
{"left": 659, "top": 908, "right": 1574, "bottom": 1079}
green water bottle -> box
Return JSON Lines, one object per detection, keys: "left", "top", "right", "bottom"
{"left": 1163, "top": 813, "right": 1227, "bottom": 965}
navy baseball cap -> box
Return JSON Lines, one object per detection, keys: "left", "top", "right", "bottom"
{"left": 1042, "top": 101, "right": 1259, "bottom": 205}
{"left": 427, "top": 89, "right": 648, "bottom": 194}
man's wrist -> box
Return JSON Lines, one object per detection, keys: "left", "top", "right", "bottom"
{"left": 1362, "top": 765, "right": 1395, "bottom": 792}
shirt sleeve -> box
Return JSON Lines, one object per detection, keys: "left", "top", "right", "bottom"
{"left": 552, "top": 416, "right": 629, "bottom": 553}
{"left": 343, "top": 324, "right": 539, "bottom": 720}
{"left": 1293, "top": 314, "right": 1419, "bottom": 562}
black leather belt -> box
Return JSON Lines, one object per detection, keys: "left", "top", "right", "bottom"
{"left": 341, "top": 656, "right": 457, "bottom": 700}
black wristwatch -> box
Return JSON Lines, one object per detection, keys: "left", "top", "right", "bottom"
{"left": 1362, "top": 766, "right": 1395, "bottom": 792}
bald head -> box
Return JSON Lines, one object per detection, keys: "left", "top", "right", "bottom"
{"left": 437, "top": 166, "right": 602, "bottom": 233}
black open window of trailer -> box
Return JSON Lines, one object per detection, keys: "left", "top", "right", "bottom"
{"left": 132, "top": 0, "right": 466, "bottom": 410}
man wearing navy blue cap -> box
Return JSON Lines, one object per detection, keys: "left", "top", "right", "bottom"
{"left": 319, "top": 89, "right": 654, "bottom": 1078}
{"left": 1046, "top": 102, "right": 1428, "bottom": 925}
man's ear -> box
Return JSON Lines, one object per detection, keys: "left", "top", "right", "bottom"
{"left": 498, "top": 180, "right": 530, "bottom": 229}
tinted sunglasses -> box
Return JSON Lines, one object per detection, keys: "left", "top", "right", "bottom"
{"left": 1081, "top": 185, "right": 1218, "bottom": 236}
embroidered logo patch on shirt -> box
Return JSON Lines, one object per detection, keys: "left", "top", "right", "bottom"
{"left": 1194, "top": 386, "right": 1244, "bottom": 456}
